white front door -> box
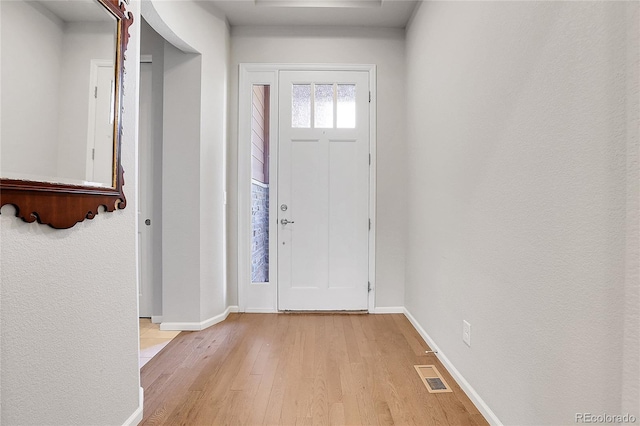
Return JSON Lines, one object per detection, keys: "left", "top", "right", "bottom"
{"left": 278, "top": 70, "right": 370, "bottom": 311}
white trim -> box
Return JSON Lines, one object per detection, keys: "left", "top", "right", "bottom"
{"left": 241, "top": 63, "right": 376, "bottom": 73}
{"left": 268, "top": 76, "right": 280, "bottom": 311}
{"left": 403, "top": 308, "right": 503, "bottom": 426}
{"left": 251, "top": 179, "right": 270, "bottom": 188}
{"left": 160, "top": 305, "right": 239, "bottom": 331}
{"left": 238, "top": 63, "right": 377, "bottom": 314}
{"left": 367, "top": 66, "right": 377, "bottom": 314}
{"left": 238, "top": 67, "right": 279, "bottom": 313}
{"left": 121, "top": 387, "right": 144, "bottom": 426}
{"left": 370, "top": 306, "right": 404, "bottom": 314}
{"left": 151, "top": 315, "right": 163, "bottom": 324}
{"left": 245, "top": 308, "right": 279, "bottom": 313}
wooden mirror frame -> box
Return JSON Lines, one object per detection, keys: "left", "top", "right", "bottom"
{"left": 0, "top": 0, "right": 134, "bottom": 229}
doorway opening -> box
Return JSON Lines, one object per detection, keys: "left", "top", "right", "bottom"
{"left": 251, "top": 85, "right": 271, "bottom": 284}
{"left": 238, "top": 64, "right": 377, "bottom": 314}
{"left": 138, "top": 17, "right": 166, "bottom": 325}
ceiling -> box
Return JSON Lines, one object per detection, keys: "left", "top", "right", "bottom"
{"left": 37, "top": 0, "right": 115, "bottom": 23}
{"left": 203, "top": 0, "right": 419, "bottom": 28}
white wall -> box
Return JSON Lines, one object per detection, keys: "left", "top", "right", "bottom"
{"left": 622, "top": 1, "right": 640, "bottom": 412}
{"left": 0, "top": 1, "right": 63, "bottom": 179}
{"left": 57, "top": 21, "right": 114, "bottom": 183}
{"left": 143, "top": 0, "right": 230, "bottom": 326}
{"left": 0, "top": 1, "right": 141, "bottom": 424}
{"left": 162, "top": 45, "right": 203, "bottom": 323}
{"left": 404, "top": 2, "right": 639, "bottom": 424}
{"left": 229, "top": 26, "right": 407, "bottom": 309}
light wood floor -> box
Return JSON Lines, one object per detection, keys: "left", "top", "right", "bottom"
{"left": 140, "top": 313, "right": 488, "bottom": 425}
{"left": 139, "top": 318, "right": 181, "bottom": 368}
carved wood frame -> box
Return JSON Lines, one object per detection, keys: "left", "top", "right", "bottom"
{"left": 0, "top": 0, "right": 134, "bottom": 229}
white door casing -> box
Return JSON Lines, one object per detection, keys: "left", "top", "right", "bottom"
{"left": 278, "top": 70, "right": 370, "bottom": 311}
{"left": 238, "top": 69, "right": 279, "bottom": 313}
{"left": 237, "top": 64, "right": 377, "bottom": 313}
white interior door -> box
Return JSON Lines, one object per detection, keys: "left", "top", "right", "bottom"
{"left": 138, "top": 62, "right": 153, "bottom": 317}
{"left": 87, "top": 63, "right": 114, "bottom": 186}
{"left": 278, "top": 70, "right": 370, "bottom": 311}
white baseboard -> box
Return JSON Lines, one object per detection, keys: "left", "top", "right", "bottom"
{"left": 370, "top": 306, "right": 405, "bottom": 314}
{"left": 245, "top": 308, "right": 279, "bottom": 313}
{"left": 122, "top": 387, "right": 144, "bottom": 426}
{"left": 151, "top": 316, "right": 162, "bottom": 324}
{"left": 160, "top": 305, "right": 239, "bottom": 331}
{"left": 403, "top": 308, "right": 502, "bottom": 426}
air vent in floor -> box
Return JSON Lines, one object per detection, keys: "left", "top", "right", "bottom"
{"left": 414, "top": 365, "right": 452, "bottom": 393}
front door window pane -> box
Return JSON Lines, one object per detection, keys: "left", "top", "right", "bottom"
{"left": 337, "top": 84, "right": 356, "bottom": 128}
{"left": 314, "top": 84, "right": 334, "bottom": 128}
{"left": 292, "top": 84, "right": 311, "bottom": 128}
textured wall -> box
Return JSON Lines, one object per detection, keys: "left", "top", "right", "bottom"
{"left": 0, "top": 0, "right": 141, "bottom": 423}
{"left": 404, "top": 2, "right": 639, "bottom": 424}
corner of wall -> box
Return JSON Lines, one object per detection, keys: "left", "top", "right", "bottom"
{"left": 121, "top": 387, "right": 144, "bottom": 426}
{"left": 160, "top": 305, "right": 238, "bottom": 331}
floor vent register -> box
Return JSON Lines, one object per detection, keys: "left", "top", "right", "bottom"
{"left": 414, "top": 365, "right": 453, "bottom": 393}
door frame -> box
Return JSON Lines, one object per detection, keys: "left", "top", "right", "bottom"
{"left": 85, "top": 59, "right": 114, "bottom": 183}
{"left": 138, "top": 56, "right": 156, "bottom": 319}
{"left": 237, "top": 63, "right": 377, "bottom": 313}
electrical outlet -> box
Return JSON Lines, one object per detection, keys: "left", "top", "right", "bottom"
{"left": 463, "top": 320, "right": 471, "bottom": 347}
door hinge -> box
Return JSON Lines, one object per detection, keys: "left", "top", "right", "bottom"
{"left": 94, "top": 87, "right": 98, "bottom": 98}
{"left": 368, "top": 282, "right": 372, "bottom": 292}
{"left": 369, "top": 218, "right": 371, "bottom": 230}
{"left": 369, "top": 91, "right": 371, "bottom": 103}
{"left": 369, "top": 153, "right": 371, "bottom": 165}
{"left": 92, "top": 148, "right": 95, "bottom": 160}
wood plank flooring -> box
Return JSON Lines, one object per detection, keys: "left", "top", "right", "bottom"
{"left": 140, "top": 319, "right": 181, "bottom": 368}
{"left": 140, "top": 313, "right": 488, "bottom": 425}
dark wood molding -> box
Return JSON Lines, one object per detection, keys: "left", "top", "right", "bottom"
{"left": 0, "top": 0, "right": 134, "bottom": 229}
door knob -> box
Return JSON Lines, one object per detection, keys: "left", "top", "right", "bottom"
{"left": 280, "top": 219, "right": 295, "bottom": 225}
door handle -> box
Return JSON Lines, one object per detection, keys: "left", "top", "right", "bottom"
{"left": 280, "top": 219, "right": 295, "bottom": 225}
